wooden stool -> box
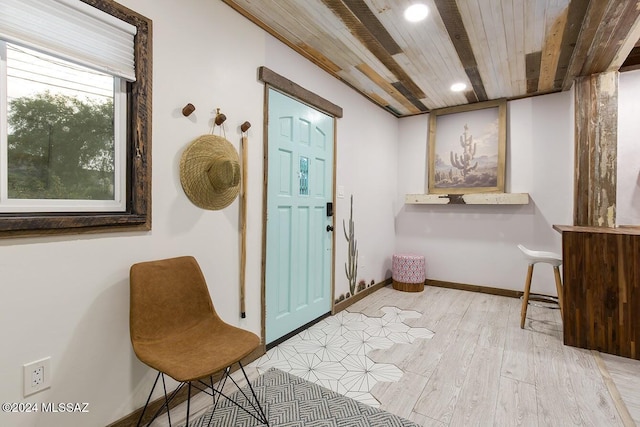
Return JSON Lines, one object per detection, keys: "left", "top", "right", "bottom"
{"left": 392, "top": 254, "right": 425, "bottom": 292}
{"left": 518, "top": 244, "right": 563, "bottom": 329}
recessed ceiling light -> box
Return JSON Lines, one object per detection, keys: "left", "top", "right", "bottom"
{"left": 450, "top": 82, "right": 467, "bottom": 92}
{"left": 404, "top": 4, "right": 429, "bottom": 22}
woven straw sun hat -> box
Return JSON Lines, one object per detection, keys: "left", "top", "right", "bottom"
{"left": 180, "top": 134, "right": 240, "bottom": 210}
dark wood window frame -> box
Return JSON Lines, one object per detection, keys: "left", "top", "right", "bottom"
{"left": 0, "top": 0, "right": 152, "bottom": 238}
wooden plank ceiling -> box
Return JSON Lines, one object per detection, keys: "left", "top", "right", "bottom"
{"left": 222, "top": 0, "right": 640, "bottom": 117}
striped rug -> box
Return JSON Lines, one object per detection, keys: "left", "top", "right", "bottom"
{"left": 181, "top": 367, "right": 419, "bottom": 426}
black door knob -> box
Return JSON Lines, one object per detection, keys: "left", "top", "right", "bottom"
{"left": 326, "top": 225, "right": 334, "bottom": 232}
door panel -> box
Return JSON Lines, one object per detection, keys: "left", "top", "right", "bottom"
{"left": 266, "top": 88, "right": 333, "bottom": 344}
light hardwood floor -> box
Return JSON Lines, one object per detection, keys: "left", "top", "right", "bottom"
{"left": 358, "top": 285, "right": 640, "bottom": 426}
{"left": 154, "top": 285, "right": 640, "bottom": 426}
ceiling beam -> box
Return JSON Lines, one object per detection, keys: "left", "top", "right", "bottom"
{"left": 566, "top": 0, "right": 640, "bottom": 88}
{"left": 526, "top": 51, "right": 542, "bottom": 94}
{"left": 582, "top": 1, "right": 640, "bottom": 74}
{"left": 620, "top": 46, "right": 640, "bottom": 72}
{"left": 321, "top": 0, "right": 427, "bottom": 102}
{"left": 432, "top": 0, "right": 488, "bottom": 102}
{"left": 555, "top": 0, "right": 590, "bottom": 90}
{"left": 563, "top": 0, "right": 609, "bottom": 90}
{"left": 607, "top": 3, "right": 640, "bottom": 71}
{"left": 539, "top": 8, "right": 569, "bottom": 92}
{"left": 391, "top": 82, "right": 428, "bottom": 111}
{"left": 342, "top": 0, "right": 402, "bottom": 55}
{"left": 355, "top": 63, "right": 422, "bottom": 115}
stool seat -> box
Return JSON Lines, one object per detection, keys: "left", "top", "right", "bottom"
{"left": 392, "top": 254, "right": 425, "bottom": 292}
{"left": 517, "top": 244, "right": 562, "bottom": 266}
{"left": 518, "top": 244, "right": 563, "bottom": 329}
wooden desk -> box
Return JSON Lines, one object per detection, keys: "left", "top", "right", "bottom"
{"left": 553, "top": 225, "right": 640, "bottom": 360}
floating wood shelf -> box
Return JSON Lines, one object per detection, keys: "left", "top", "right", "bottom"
{"left": 405, "top": 193, "right": 529, "bottom": 205}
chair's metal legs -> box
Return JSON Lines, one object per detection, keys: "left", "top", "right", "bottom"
{"left": 137, "top": 364, "right": 269, "bottom": 427}
{"left": 161, "top": 373, "right": 172, "bottom": 426}
{"left": 185, "top": 382, "right": 192, "bottom": 427}
{"left": 203, "top": 363, "right": 269, "bottom": 426}
{"left": 136, "top": 372, "right": 176, "bottom": 427}
{"left": 239, "top": 361, "right": 269, "bottom": 425}
{"left": 136, "top": 372, "right": 161, "bottom": 427}
{"left": 205, "top": 376, "right": 216, "bottom": 427}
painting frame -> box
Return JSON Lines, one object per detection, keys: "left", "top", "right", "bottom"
{"left": 428, "top": 99, "right": 507, "bottom": 195}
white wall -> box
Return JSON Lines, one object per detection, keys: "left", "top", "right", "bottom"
{"left": 0, "top": 1, "right": 398, "bottom": 426}
{"left": 396, "top": 90, "right": 574, "bottom": 295}
{"left": 618, "top": 69, "right": 640, "bottom": 225}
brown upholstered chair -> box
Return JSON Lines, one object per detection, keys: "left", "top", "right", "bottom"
{"left": 129, "top": 256, "right": 268, "bottom": 426}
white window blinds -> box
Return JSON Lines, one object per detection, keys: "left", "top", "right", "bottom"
{"left": 0, "top": 0, "right": 137, "bottom": 81}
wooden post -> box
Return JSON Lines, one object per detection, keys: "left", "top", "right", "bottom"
{"left": 239, "top": 135, "right": 247, "bottom": 318}
{"left": 574, "top": 71, "right": 618, "bottom": 227}
{"left": 239, "top": 121, "right": 250, "bottom": 318}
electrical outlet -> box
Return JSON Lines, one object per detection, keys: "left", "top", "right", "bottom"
{"left": 23, "top": 357, "right": 51, "bottom": 397}
{"left": 32, "top": 366, "right": 43, "bottom": 386}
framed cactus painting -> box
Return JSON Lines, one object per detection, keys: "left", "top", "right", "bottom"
{"left": 428, "top": 99, "right": 506, "bottom": 194}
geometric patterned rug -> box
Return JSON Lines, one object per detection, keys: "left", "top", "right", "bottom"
{"left": 179, "top": 368, "right": 421, "bottom": 426}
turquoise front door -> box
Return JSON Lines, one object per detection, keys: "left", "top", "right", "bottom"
{"left": 265, "top": 88, "right": 334, "bottom": 344}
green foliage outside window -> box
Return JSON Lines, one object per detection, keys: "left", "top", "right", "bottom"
{"left": 7, "top": 91, "right": 115, "bottom": 200}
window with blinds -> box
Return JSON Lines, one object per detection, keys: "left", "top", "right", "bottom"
{"left": 0, "top": 0, "right": 152, "bottom": 235}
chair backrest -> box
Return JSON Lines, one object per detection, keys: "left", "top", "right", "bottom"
{"left": 129, "top": 256, "right": 220, "bottom": 343}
